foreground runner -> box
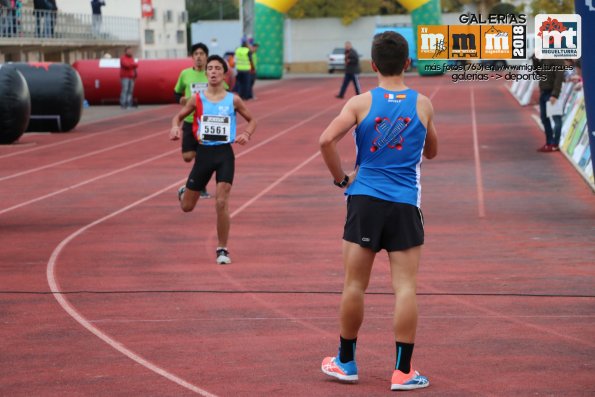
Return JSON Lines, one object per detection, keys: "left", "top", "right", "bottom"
{"left": 170, "top": 55, "right": 256, "bottom": 265}
{"left": 174, "top": 42, "right": 212, "bottom": 198}
{"left": 319, "top": 31, "right": 438, "bottom": 390}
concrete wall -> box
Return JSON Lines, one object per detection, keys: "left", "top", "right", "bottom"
{"left": 283, "top": 13, "right": 535, "bottom": 73}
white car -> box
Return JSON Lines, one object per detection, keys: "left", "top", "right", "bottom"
{"left": 327, "top": 48, "right": 345, "bottom": 73}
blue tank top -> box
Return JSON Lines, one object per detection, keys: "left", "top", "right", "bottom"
{"left": 193, "top": 92, "right": 237, "bottom": 146}
{"left": 345, "top": 87, "right": 427, "bottom": 207}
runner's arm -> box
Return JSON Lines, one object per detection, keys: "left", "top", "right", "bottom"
{"left": 170, "top": 96, "right": 196, "bottom": 140}
{"left": 417, "top": 95, "right": 438, "bottom": 159}
{"left": 174, "top": 91, "right": 185, "bottom": 105}
{"left": 234, "top": 94, "right": 256, "bottom": 145}
{"left": 319, "top": 98, "right": 359, "bottom": 185}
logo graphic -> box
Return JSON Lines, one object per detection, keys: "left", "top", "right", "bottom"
{"left": 587, "top": 0, "right": 595, "bottom": 11}
{"left": 449, "top": 26, "right": 480, "bottom": 59}
{"left": 383, "top": 93, "right": 407, "bottom": 103}
{"left": 371, "top": 116, "right": 410, "bottom": 152}
{"left": 418, "top": 24, "right": 526, "bottom": 60}
{"left": 418, "top": 26, "right": 449, "bottom": 59}
{"left": 534, "top": 14, "right": 581, "bottom": 59}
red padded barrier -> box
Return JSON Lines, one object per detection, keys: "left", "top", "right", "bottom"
{"left": 73, "top": 58, "right": 235, "bottom": 105}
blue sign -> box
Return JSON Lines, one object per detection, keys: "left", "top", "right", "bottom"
{"left": 573, "top": 3, "right": 595, "bottom": 179}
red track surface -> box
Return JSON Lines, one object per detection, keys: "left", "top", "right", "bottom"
{"left": 1, "top": 76, "right": 594, "bottom": 396}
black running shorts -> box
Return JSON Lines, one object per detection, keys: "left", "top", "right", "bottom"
{"left": 343, "top": 195, "right": 424, "bottom": 252}
{"left": 181, "top": 121, "right": 198, "bottom": 154}
{"left": 186, "top": 144, "right": 234, "bottom": 191}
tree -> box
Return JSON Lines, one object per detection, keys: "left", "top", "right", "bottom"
{"left": 287, "top": 0, "right": 406, "bottom": 25}
{"left": 489, "top": 3, "right": 519, "bottom": 15}
{"left": 186, "top": 0, "right": 240, "bottom": 23}
{"left": 529, "top": 0, "right": 574, "bottom": 14}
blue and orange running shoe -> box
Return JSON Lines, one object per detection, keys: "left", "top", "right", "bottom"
{"left": 321, "top": 356, "right": 358, "bottom": 382}
{"left": 390, "top": 368, "right": 429, "bottom": 390}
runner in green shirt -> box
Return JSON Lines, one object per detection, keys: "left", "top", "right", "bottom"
{"left": 174, "top": 43, "right": 211, "bottom": 198}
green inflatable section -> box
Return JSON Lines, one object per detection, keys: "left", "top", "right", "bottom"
{"left": 411, "top": 0, "right": 446, "bottom": 76}
{"left": 253, "top": 0, "right": 445, "bottom": 78}
{"left": 254, "top": 3, "right": 285, "bottom": 79}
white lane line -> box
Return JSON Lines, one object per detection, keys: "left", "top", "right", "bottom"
{"left": 0, "top": 130, "right": 166, "bottom": 182}
{"left": 0, "top": 85, "right": 320, "bottom": 161}
{"left": 231, "top": 151, "right": 320, "bottom": 218}
{"left": 470, "top": 86, "right": 486, "bottom": 218}
{"left": 88, "top": 313, "right": 595, "bottom": 324}
{"left": 46, "top": 182, "right": 217, "bottom": 397}
{"left": 46, "top": 99, "right": 342, "bottom": 395}
{"left": 0, "top": 149, "right": 177, "bottom": 216}
{"left": 0, "top": 115, "right": 167, "bottom": 161}
{"left": 0, "top": 87, "right": 331, "bottom": 215}
{"left": 0, "top": 86, "right": 323, "bottom": 182}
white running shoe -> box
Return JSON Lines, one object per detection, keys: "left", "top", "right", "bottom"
{"left": 216, "top": 248, "right": 232, "bottom": 265}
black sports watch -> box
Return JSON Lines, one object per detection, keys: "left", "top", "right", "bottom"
{"left": 333, "top": 174, "right": 349, "bottom": 188}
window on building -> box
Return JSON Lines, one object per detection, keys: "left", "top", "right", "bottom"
{"left": 164, "top": 10, "right": 173, "bottom": 23}
{"left": 176, "top": 30, "right": 185, "bottom": 44}
{"left": 179, "top": 11, "right": 188, "bottom": 24}
{"left": 145, "top": 29, "right": 155, "bottom": 44}
{"left": 150, "top": 8, "right": 157, "bottom": 21}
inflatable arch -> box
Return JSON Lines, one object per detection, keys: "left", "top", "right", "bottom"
{"left": 254, "top": 0, "right": 444, "bottom": 78}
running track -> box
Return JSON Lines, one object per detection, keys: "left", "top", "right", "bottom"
{"left": 1, "top": 76, "right": 594, "bottom": 396}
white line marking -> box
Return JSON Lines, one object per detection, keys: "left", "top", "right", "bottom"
{"left": 231, "top": 152, "right": 320, "bottom": 217}
{"left": 46, "top": 183, "right": 217, "bottom": 397}
{"left": 0, "top": 115, "right": 167, "bottom": 161}
{"left": 46, "top": 99, "right": 342, "bottom": 395}
{"left": 0, "top": 149, "right": 177, "bottom": 216}
{"left": 87, "top": 313, "right": 595, "bottom": 324}
{"left": 470, "top": 87, "right": 486, "bottom": 218}
{"left": 429, "top": 85, "right": 441, "bottom": 100}
{"left": 0, "top": 88, "right": 331, "bottom": 215}
{"left": 0, "top": 130, "right": 166, "bottom": 182}
{"left": 0, "top": 85, "right": 317, "bottom": 162}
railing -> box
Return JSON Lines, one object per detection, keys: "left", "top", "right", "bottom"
{"left": 0, "top": 7, "right": 139, "bottom": 42}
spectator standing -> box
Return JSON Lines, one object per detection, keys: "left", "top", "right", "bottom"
{"left": 532, "top": 55, "right": 565, "bottom": 152}
{"left": 233, "top": 40, "right": 253, "bottom": 100}
{"left": 248, "top": 42, "right": 259, "bottom": 100}
{"left": 0, "top": 0, "right": 11, "bottom": 37}
{"left": 33, "top": 0, "right": 50, "bottom": 37}
{"left": 120, "top": 46, "right": 138, "bottom": 109}
{"left": 336, "top": 41, "right": 361, "bottom": 99}
{"left": 4, "top": 0, "right": 17, "bottom": 37}
{"left": 90, "top": 0, "right": 105, "bottom": 37}
{"left": 45, "top": 0, "right": 57, "bottom": 38}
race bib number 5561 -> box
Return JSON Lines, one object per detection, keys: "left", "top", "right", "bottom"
{"left": 199, "top": 115, "right": 231, "bottom": 142}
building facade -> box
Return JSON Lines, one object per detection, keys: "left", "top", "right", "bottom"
{"left": 0, "top": 0, "right": 187, "bottom": 63}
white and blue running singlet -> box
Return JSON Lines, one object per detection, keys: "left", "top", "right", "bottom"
{"left": 346, "top": 87, "right": 427, "bottom": 207}
{"left": 193, "top": 91, "right": 237, "bottom": 146}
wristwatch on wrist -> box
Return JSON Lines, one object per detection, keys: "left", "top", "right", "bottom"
{"left": 333, "top": 174, "right": 349, "bottom": 188}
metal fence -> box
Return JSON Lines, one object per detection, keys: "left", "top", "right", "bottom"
{"left": 0, "top": 7, "right": 139, "bottom": 42}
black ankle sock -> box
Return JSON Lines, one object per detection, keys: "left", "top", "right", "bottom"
{"left": 395, "top": 341, "right": 414, "bottom": 373}
{"left": 339, "top": 336, "right": 357, "bottom": 363}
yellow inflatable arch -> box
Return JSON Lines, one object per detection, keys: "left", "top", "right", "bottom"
{"left": 254, "top": 0, "right": 444, "bottom": 78}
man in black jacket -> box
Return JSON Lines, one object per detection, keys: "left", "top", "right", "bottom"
{"left": 336, "top": 41, "right": 361, "bottom": 99}
{"left": 532, "top": 55, "right": 565, "bottom": 152}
